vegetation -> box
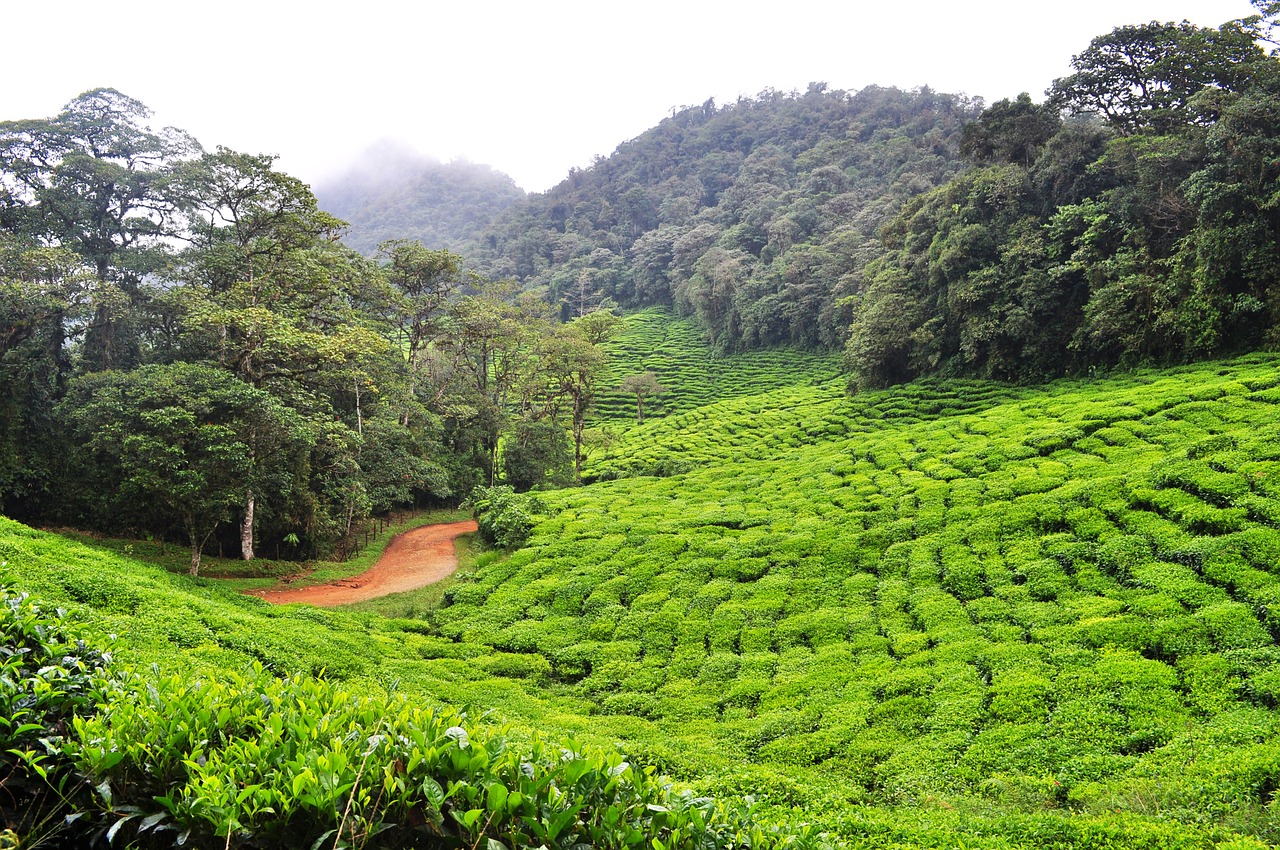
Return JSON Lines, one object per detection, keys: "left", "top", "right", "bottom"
{"left": 6, "top": 5, "right": 1280, "bottom": 848}
{"left": 7, "top": 350, "right": 1280, "bottom": 847}
{"left": 0, "top": 90, "right": 630, "bottom": 560}
{"left": 314, "top": 144, "right": 526, "bottom": 256}
{"left": 846, "top": 9, "right": 1280, "bottom": 386}
{"left": 470, "top": 84, "right": 976, "bottom": 350}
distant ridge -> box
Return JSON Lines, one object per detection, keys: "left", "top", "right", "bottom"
{"left": 315, "top": 140, "right": 525, "bottom": 256}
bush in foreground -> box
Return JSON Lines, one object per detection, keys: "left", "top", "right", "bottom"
{"left": 2, "top": 588, "right": 820, "bottom": 849}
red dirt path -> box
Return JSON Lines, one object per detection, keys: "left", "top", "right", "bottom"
{"left": 248, "top": 519, "right": 478, "bottom": 607}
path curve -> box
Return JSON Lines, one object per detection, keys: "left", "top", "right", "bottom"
{"left": 248, "top": 519, "right": 478, "bottom": 607}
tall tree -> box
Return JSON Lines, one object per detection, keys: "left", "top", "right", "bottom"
{"left": 537, "top": 323, "right": 607, "bottom": 481}
{"left": 0, "top": 88, "right": 199, "bottom": 370}
{"left": 0, "top": 238, "right": 93, "bottom": 515}
{"left": 1048, "top": 20, "right": 1269, "bottom": 134}
{"left": 174, "top": 150, "right": 387, "bottom": 559}
{"left": 376, "top": 240, "right": 472, "bottom": 422}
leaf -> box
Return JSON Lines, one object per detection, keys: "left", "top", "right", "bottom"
{"left": 95, "top": 779, "right": 113, "bottom": 807}
{"left": 445, "top": 725, "right": 470, "bottom": 749}
{"left": 422, "top": 777, "right": 445, "bottom": 810}
{"left": 139, "top": 811, "right": 168, "bottom": 832}
{"left": 486, "top": 782, "right": 508, "bottom": 814}
{"left": 309, "top": 829, "right": 337, "bottom": 850}
{"left": 106, "top": 814, "right": 135, "bottom": 845}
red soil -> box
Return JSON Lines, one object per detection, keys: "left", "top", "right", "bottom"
{"left": 248, "top": 519, "right": 478, "bottom": 607}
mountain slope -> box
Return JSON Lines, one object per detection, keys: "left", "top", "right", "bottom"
{"left": 471, "top": 85, "right": 978, "bottom": 349}
{"left": 315, "top": 141, "right": 526, "bottom": 255}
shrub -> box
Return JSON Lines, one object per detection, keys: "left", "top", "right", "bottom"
{"left": 0, "top": 591, "right": 114, "bottom": 843}
{"left": 467, "top": 485, "right": 547, "bottom": 549}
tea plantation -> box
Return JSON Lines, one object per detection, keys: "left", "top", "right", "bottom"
{"left": 591, "top": 308, "right": 844, "bottom": 425}
{"left": 6, "top": 342, "right": 1280, "bottom": 847}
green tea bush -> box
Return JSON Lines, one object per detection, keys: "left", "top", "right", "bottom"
{"left": 0, "top": 591, "right": 114, "bottom": 842}
{"left": 62, "top": 661, "right": 823, "bottom": 850}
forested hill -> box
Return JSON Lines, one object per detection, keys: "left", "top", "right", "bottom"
{"left": 468, "top": 85, "right": 980, "bottom": 350}
{"left": 315, "top": 144, "right": 525, "bottom": 255}
{"left": 846, "top": 17, "right": 1280, "bottom": 388}
{"left": 463, "top": 9, "right": 1280, "bottom": 385}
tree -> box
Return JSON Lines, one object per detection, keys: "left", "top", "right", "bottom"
{"left": 501, "top": 415, "right": 573, "bottom": 491}
{"left": 445, "top": 284, "right": 547, "bottom": 486}
{"left": 1048, "top": 20, "right": 1269, "bottom": 134}
{"left": 174, "top": 150, "right": 389, "bottom": 559}
{"left": 536, "top": 326, "right": 606, "bottom": 481}
{"left": 0, "top": 88, "right": 199, "bottom": 370}
{"left": 959, "top": 94, "right": 1061, "bottom": 166}
{"left": 61, "top": 363, "right": 305, "bottom": 575}
{"left": 620, "top": 371, "right": 666, "bottom": 423}
{"left": 0, "top": 239, "right": 93, "bottom": 515}
{"left": 376, "top": 240, "right": 473, "bottom": 421}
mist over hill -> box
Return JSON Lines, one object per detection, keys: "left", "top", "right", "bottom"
{"left": 315, "top": 141, "right": 526, "bottom": 255}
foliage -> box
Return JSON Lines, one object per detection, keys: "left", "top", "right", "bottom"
{"left": 469, "top": 85, "right": 978, "bottom": 352}
{"left": 847, "top": 14, "right": 1280, "bottom": 387}
{"left": 468, "top": 485, "right": 547, "bottom": 549}
{"left": 61, "top": 662, "right": 823, "bottom": 850}
{"left": 502, "top": 416, "right": 574, "bottom": 491}
{"left": 0, "top": 590, "right": 113, "bottom": 842}
{"left": 8, "top": 349, "right": 1280, "bottom": 846}
{"left": 60, "top": 362, "right": 308, "bottom": 575}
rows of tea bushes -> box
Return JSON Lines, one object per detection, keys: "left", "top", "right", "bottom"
{"left": 436, "top": 354, "right": 1280, "bottom": 846}
{"left": 0, "top": 570, "right": 819, "bottom": 848}
{"left": 591, "top": 308, "right": 843, "bottom": 424}
{"left": 588, "top": 377, "right": 1018, "bottom": 480}
{"left": 8, "top": 348, "right": 1280, "bottom": 847}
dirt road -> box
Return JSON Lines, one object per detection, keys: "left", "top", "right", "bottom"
{"left": 248, "top": 519, "right": 478, "bottom": 607}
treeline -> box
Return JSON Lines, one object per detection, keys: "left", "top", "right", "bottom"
{"left": 463, "top": 5, "right": 1280, "bottom": 384}
{"left": 0, "top": 91, "right": 616, "bottom": 572}
{"left": 843, "top": 9, "right": 1280, "bottom": 386}
{"left": 469, "top": 84, "right": 979, "bottom": 349}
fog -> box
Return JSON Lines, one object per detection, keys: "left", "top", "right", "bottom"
{"left": 0, "top": 0, "right": 1261, "bottom": 192}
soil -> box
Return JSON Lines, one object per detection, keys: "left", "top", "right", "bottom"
{"left": 247, "top": 519, "right": 478, "bottom": 607}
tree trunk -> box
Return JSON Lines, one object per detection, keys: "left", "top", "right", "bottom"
{"left": 354, "top": 377, "right": 364, "bottom": 436}
{"left": 573, "top": 395, "right": 586, "bottom": 482}
{"left": 240, "top": 491, "right": 255, "bottom": 560}
{"left": 190, "top": 540, "right": 202, "bottom": 577}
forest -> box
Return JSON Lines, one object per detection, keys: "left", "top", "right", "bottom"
{"left": 0, "top": 92, "right": 631, "bottom": 569}
{"left": 3, "top": 3, "right": 1280, "bottom": 849}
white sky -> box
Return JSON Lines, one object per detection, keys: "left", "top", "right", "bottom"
{"left": 2, "top": 0, "right": 1261, "bottom": 193}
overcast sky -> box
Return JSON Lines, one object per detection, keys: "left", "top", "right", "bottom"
{"left": 2, "top": 1, "right": 1261, "bottom": 193}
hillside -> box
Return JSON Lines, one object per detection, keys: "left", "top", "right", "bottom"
{"left": 7, "top": 334, "right": 1280, "bottom": 847}
{"left": 439, "top": 351, "right": 1280, "bottom": 846}
{"left": 469, "top": 85, "right": 977, "bottom": 349}
{"left": 315, "top": 142, "right": 526, "bottom": 255}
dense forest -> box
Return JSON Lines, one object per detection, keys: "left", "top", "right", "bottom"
{"left": 468, "top": 83, "right": 978, "bottom": 348}
{"left": 315, "top": 144, "right": 525, "bottom": 255}
{"left": 0, "top": 92, "right": 621, "bottom": 569}
{"left": 450, "top": 6, "right": 1280, "bottom": 385}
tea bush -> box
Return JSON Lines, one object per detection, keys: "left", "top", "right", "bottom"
{"left": 0, "top": 591, "right": 115, "bottom": 841}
